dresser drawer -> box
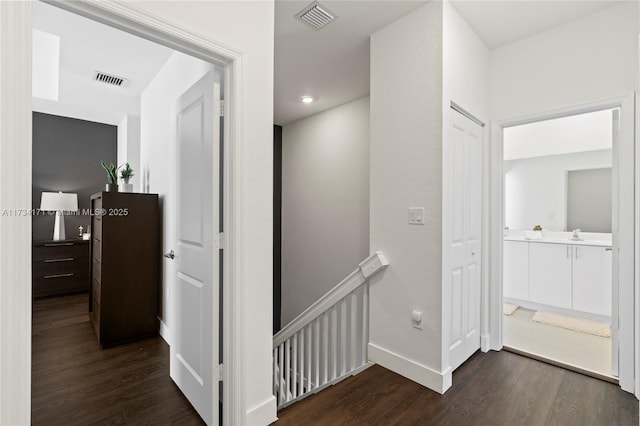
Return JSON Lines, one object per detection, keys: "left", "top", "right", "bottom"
{"left": 92, "top": 238, "right": 101, "bottom": 261}
{"left": 33, "top": 242, "right": 88, "bottom": 261}
{"left": 92, "top": 278, "right": 101, "bottom": 304}
{"left": 90, "top": 296, "right": 101, "bottom": 339}
{"left": 92, "top": 258, "right": 101, "bottom": 281}
{"left": 92, "top": 216, "right": 102, "bottom": 240}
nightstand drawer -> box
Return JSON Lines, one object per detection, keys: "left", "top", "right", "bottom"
{"left": 33, "top": 242, "right": 88, "bottom": 261}
{"left": 33, "top": 273, "right": 90, "bottom": 298}
{"left": 33, "top": 257, "right": 89, "bottom": 277}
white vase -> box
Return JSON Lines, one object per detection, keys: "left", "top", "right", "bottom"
{"left": 118, "top": 183, "right": 133, "bottom": 193}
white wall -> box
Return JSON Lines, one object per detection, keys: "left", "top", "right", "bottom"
{"left": 132, "top": 2, "right": 275, "bottom": 422}
{"left": 281, "top": 97, "right": 369, "bottom": 326}
{"left": 117, "top": 114, "right": 141, "bottom": 191}
{"left": 505, "top": 149, "right": 612, "bottom": 231}
{"left": 369, "top": 1, "right": 446, "bottom": 391}
{"left": 443, "top": 1, "right": 490, "bottom": 124}
{"left": 442, "top": 1, "right": 490, "bottom": 373}
{"left": 117, "top": 117, "right": 126, "bottom": 167}
{"left": 490, "top": 2, "right": 639, "bottom": 121}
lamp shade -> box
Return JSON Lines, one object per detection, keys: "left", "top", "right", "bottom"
{"left": 40, "top": 192, "right": 78, "bottom": 212}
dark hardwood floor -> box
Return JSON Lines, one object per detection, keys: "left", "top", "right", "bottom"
{"left": 32, "top": 294, "right": 204, "bottom": 425}
{"left": 275, "top": 350, "right": 639, "bottom": 426}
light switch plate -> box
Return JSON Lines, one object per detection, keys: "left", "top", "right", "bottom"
{"left": 408, "top": 207, "right": 425, "bottom": 225}
{"left": 412, "top": 310, "right": 423, "bottom": 329}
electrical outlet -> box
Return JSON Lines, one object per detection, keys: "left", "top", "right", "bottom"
{"left": 408, "top": 207, "right": 425, "bottom": 225}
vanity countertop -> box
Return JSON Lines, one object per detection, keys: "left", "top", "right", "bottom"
{"left": 504, "top": 235, "right": 612, "bottom": 247}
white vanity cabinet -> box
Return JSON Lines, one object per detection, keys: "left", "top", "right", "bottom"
{"left": 503, "top": 238, "right": 612, "bottom": 318}
{"left": 572, "top": 245, "right": 612, "bottom": 316}
{"left": 529, "top": 242, "right": 573, "bottom": 309}
{"left": 503, "top": 241, "right": 529, "bottom": 300}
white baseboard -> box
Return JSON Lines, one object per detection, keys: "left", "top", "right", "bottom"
{"left": 158, "top": 318, "right": 171, "bottom": 346}
{"left": 368, "top": 343, "right": 452, "bottom": 394}
{"left": 246, "top": 395, "right": 277, "bottom": 426}
{"left": 480, "top": 334, "right": 491, "bottom": 352}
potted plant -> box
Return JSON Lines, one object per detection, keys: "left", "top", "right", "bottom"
{"left": 118, "top": 163, "right": 135, "bottom": 193}
{"left": 101, "top": 161, "right": 118, "bottom": 192}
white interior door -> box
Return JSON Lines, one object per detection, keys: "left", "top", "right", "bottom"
{"left": 170, "top": 71, "right": 221, "bottom": 425}
{"left": 448, "top": 109, "right": 483, "bottom": 371}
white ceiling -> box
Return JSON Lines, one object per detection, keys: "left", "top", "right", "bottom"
{"left": 450, "top": 0, "right": 622, "bottom": 49}
{"left": 504, "top": 109, "right": 614, "bottom": 161}
{"left": 32, "top": 1, "right": 173, "bottom": 125}
{"left": 274, "top": 1, "right": 426, "bottom": 125}
{"left": 33, "top": 1, "right": 625, "bottom": 127}
{"left": 275, "top": 0, "right": 622, "bottom": 125}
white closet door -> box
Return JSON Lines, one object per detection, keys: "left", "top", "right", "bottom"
{"left": 448, "top": 109, "right": 483, "bottom": 372}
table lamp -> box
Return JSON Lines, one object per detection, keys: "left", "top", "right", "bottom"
{"left": 40, "top": 191, "right": 78, "bottom": 241}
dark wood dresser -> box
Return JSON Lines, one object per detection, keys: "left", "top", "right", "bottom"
{"left": 89, "top": 191, "right": 160, "bottom": 347}
{"left": 32, "top": 239, "right": 89, "bottom": 298}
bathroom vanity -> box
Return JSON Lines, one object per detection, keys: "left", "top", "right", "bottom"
{"left": 503, "top": 234, "right": 612, "bottom": 319}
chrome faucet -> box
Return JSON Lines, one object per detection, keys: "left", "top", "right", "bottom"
{"left": 571, "top": 229, "right": 583, "bottom": 241}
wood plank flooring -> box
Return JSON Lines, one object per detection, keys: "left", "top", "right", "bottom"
{"left": 32, "top": 294, "right": 204, "bottom": 425}
{"left": 275, "top": 350, "right": 639, "bottom": 426}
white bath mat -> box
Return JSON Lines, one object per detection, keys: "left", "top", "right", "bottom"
{"left": 503, "top": 303, "right": 519, "bottom": 316}
{"left": 532, "top": 311, "right": 611, "bottom": 338}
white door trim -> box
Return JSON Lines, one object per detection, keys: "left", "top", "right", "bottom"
{"left": 487, "top": 94, "right": 636, "bottom": 393}
{"left": 0, "top": 2, "right": 246, "bottom": 424}
{"left": 0, "top": 2, "right": 33, "bottom": 424}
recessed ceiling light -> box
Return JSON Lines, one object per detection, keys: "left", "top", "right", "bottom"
{"left": 301, "top": 96, "right": 314, "bottom": 104}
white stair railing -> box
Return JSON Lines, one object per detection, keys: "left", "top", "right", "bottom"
{"left": 273, "top": 252, "right": 388, "bottom": 409}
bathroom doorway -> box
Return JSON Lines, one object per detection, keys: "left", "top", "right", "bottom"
{"left": 501, "top": 108, "right": 618, "bottom": 381}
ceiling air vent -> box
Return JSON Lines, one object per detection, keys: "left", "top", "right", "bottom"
{"left": 93, "top": 71, "right": 127, "bottom": 87}
{"left": 295, "top": 1, "right": 336, "bottom": 30}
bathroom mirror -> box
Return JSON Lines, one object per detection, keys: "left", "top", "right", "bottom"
{"left": 566, "top": 168, "right": 612, "bottom": 233}
{"left": 503, "top": 109, "right": 614, "bottom": 233}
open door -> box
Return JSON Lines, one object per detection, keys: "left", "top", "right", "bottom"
{"left": 169, "top": 70, "right": 221, "bottom": 425}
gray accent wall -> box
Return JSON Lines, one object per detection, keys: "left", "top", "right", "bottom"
{"left": 32, "top": 112, "right": 117, "bottom": 241}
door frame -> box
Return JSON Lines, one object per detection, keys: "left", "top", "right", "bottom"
{"left": 0, "top": 1, "right": 246, "bottom": 424}
{"left": 486, "top": 94, "right": 636, "bottom": 393}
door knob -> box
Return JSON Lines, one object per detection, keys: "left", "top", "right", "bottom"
{"left": 164, "top": 250, "right": 175, "bottom": 259}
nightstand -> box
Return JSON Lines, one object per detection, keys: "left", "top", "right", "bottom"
{"left": 32, "top": 239, "right": 90, "bottom": 298}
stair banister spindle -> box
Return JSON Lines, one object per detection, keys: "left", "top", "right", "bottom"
{"left": 272, "top": 252, "right": 388, "bottom": 409}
